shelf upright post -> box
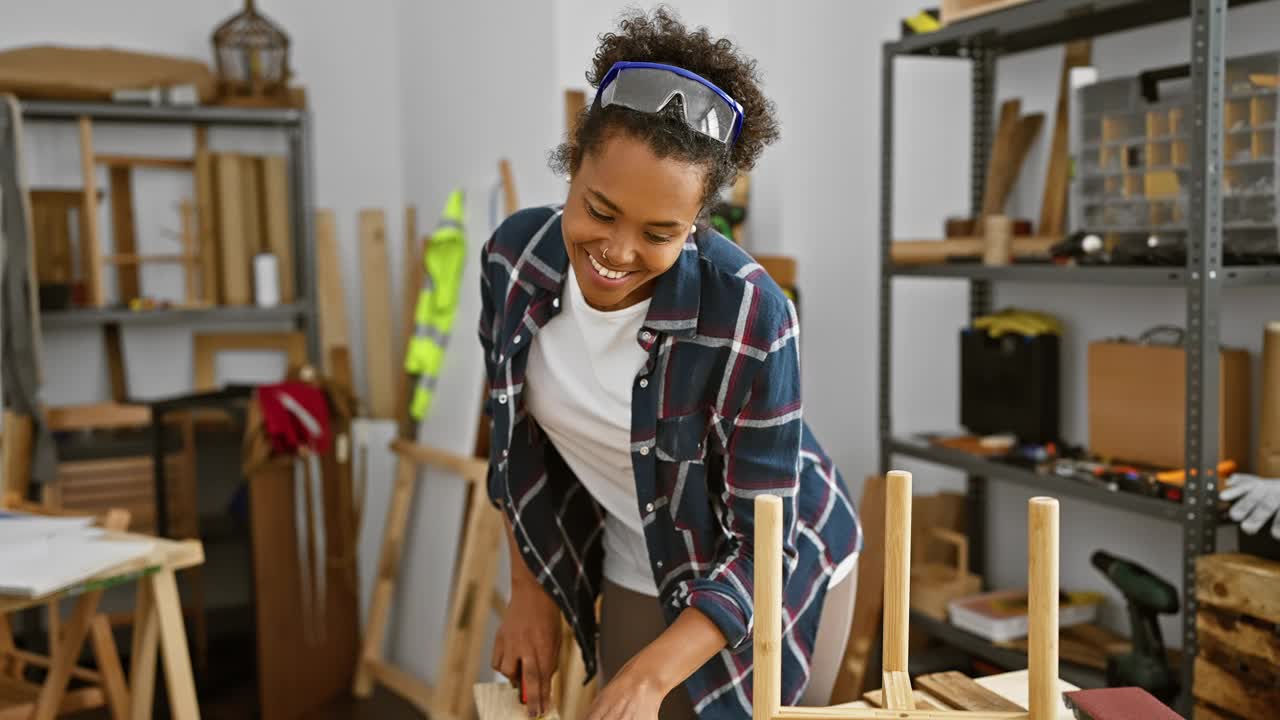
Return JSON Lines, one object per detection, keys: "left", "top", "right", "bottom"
{"left": 878, "top": 41, "right": 896, "bottom": 478}
{"left": 290, "top": 108, "right": 322, "bottom": 366}
{"left": 1180, "top": 0, "right": 1228, "bottom": 713}
{"left": 965, "top": 41, "right": 997, "bottom": 580}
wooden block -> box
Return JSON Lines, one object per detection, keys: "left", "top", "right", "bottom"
{"left": 314, "top": 209, "right": 349, "bottom": 361}
{"left": 916, "top": 672, "right": 1025, "bottom": 712}
{"left": 107, "top": 167, "right": 140, "bottom": 301}
{"left": 752, "top": 495, "right": 784, "bottom": 720}
{"left": 78, "top": 116, "right": 105, "bottom": 307}
{"left": 1040, "top": 41, "right": 1092, "bottom": 237}
{"left": 861, "top": 689, "right": 945, "bottom": 711}
{"left": 881, "top": 670, "right": 913, "bottom": 711}
{"left": 261, "top": 155, "right": 294, "bottom": 303}
{"left": 194, "top": 127, "right": 219, "bottom": 305}
{"left": 214, "top": 153, "right": 251, "bottom": 304}
{"left": 1193, "top": 655, "right": 1280, "bottom": 720}
{"left": 1027, "top": 497, "right": 1059, "bottom": 720}
{"left": 1197, "top": 553, "right": 1280, "bottom": 624}
{"left": 359, "top": 209, "right": 395, "bottom": 419}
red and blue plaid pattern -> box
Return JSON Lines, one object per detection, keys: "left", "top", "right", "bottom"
{"left": 478, "top": 206, "right": 861, "bottom": 718}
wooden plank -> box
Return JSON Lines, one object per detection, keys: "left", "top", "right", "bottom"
{"left": 1027, "top": 498, "right": 1059, "bottom": 720}
{"left": 78, "top": 116, "right": 105, "bottom": 307}
{"left": 1193, "top": 655, "right": 1280, "bottom": 720}
{"left": 390, "top": 439, "right": 488, "bottom": 483}
{"left": 179, "top": 200, "right": 199, "bottom": 304}
{"left": 214, "top": 153, "right": 251, "bottom": 305}
{"left": 314, "top": 209, "right": 349, "bottom": 364}
{"left": 942, "top": 0, "right": 1033, "bottom": 24}
{"left": 1, "top": 412, "right": 34, "bottom": 502}
{"left": 829, "top": 475, "right": 888, "bottom": 703}
{"left": 1196, "top": 553, "right": 1280, "bottom": 624}
{"left": 1039, "top": 41, "right": 1092, "bottom": 236}
{"left": 241, "top": 155, "right": 264, "bottom": 256}
{"left": 881, "top": 671, "right": 913, "bottom": 711}
{"left": 89, "top": 616, "right": 130, "bottom": 720}
{"left": 883, "top": 471, "right": 912, "bottom": 673}
{"left": 499, "top": 158, "right": 519, "bottom": 216}
{"left": 95, "top": 155, "right": 194, "bottom": 170}
{"left": 192, "top": 331, "right": 308, "bottom": 390}
{"left": 359, "top": 209, "right": 395, "bottom": 419}
{"left": 107, "top": 167, "right": 140, "bottom": 301}
{"left": 43, "top": 403, "right": 149, "bottom": 431}
{"left": 776, "top": 708, "right": 1026, "bottom": 720}
{"left": 752, "top": 495, "right": 784, "bottom": 720}
{"left": 396, "top": 223, "right": 426, "bottom": 437}
{"left": 916, "top": 673, "right": 1025, "bottom": 712}
{"left": 150, "top": 569, "right": 199, "bottom": 720}
{"left": 261, "top": 155, "right": 295, "bottom": 302}
{"left": 564, "top": 89, "right": 586, "bottom": 135}
{"left": 353, "top": 457, "right": 420, "bottom": 697}
{"left": 1197, "top": 605, "right": 1280, "bottom": 670}
{"left": 127, "top": 576, "right": 158, "bottom": 720}
{"left": 980, "top": 99, "right": 1021, "bottom": 216}
{"left": 194, "top": 126, "right": 219, "bottom": 305}
{"left": 102, "top": 323, "right": 127, "bottom": 403}
{"left": 32, "top": 592, "right": 103, "bottom": 720}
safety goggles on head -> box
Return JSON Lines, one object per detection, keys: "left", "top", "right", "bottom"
{"left": 593, "top": 61, "right": 745, "bottom": 147}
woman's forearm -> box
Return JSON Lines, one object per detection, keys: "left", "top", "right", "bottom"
{"left": 628, "top": 606, "right": 727, "bottom": 695}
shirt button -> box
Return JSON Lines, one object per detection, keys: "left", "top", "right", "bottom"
{"left": 656, "top": 560, "right": 664, "bottom": 568}
{"left": 522, "top": 546, "right": 530, "bottom": 553}
{"left": 498, "top": 393, "right": 508, "bottom": 404}
{"left": 640, "top": 330, "right": 652, "bottom": 342}
{"left": 502, "top": 449, "right": 510, "bottom": 458}
{"left": 513, "top": 335, "right": 522, "bottom": 344}
{"left": 645, "top": 502, "right": 655, "bottom": 513}
{"left": 553, "top": 588, "right": 561, "bottom": 596}
{"left": 553, "top": 298, "right": 561, "bottom": 308}
{"left": 498, "top": 353, "right": 504, "bottom": 363}
{"left": 638, "top": 378, "right": 649, "bottom": 388}
{"left": 639, "top": 446, "right": 650, "bottom": 456}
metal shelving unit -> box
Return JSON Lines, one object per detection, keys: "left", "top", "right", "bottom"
{"left": 879, "top": 1, "right": 1263, "bottom": 713}
{"left": 19, "top": 99, "right": 321, "bottom": 362}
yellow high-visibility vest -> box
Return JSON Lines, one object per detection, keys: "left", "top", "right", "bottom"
{"left": 405, "top": 189, "right": 466, "bottom": 420}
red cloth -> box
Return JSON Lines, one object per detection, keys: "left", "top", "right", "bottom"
{"left": 255, "top": 381, "right": 331, "bottom": 455}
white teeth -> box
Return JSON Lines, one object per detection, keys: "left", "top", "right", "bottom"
{"left": 589, "top": 252, "right": 630, "bottom": 280}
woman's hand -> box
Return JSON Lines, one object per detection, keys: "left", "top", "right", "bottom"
{"left": 585, "top": 658, "right": 665, "bottom": 720}
{"left": 491, "top": 578, "right": 562, "bottom": 717}
{"left": 587, "top": 607, "right": 727, "bottom": 720}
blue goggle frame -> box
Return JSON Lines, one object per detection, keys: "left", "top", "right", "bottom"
{"left": 592, "top": 61, "right": 745, "bottom": 146}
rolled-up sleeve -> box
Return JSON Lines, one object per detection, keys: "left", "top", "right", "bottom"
{"left": 681, "top": 291, "right": 802, "bottom": 650}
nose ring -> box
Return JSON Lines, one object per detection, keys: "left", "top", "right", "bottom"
{"left": 602, "top": 247, "right": 610, "bottom": 261}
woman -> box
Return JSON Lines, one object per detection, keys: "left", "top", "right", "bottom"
{"left": 480, "top": 9, "right": 861, "bottom": 719}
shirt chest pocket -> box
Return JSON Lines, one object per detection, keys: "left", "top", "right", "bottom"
{"left": 655, "top": 411, "right": 713, "bottom": 531}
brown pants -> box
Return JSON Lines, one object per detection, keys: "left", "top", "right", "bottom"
{"left": 598, "top": 562, "right": 858, "bottom": 717}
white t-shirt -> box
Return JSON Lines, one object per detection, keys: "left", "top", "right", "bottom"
{"left": 525, "top": 269, "right": 859, "bottom": 597}
{"left": 524, "top": 269, "right": 658, "bottom": 596}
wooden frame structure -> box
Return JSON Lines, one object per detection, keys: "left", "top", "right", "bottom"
{"left": 752, "top": 470, "right": 1061, "bottom": 720}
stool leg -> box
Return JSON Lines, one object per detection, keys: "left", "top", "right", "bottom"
{"left": 33, "top": 591, "right": 102, "bottom": 720}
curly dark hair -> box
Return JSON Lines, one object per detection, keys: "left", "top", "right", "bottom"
{"left": 549, "top": 6, "right": 780, "bottom": 208}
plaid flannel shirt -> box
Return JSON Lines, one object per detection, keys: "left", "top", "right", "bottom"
{"left": 478, "top": 206, "right": 861, "bottom": 718}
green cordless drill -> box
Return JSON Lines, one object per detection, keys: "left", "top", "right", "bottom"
{"left": 1090, "top": 550, "right": 1180, "bottom": 703}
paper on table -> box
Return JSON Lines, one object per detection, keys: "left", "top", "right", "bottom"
{"left": 0, "top": 514, "right": 154, "bottom": 598}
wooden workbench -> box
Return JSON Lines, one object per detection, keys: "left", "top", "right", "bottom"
{"left": 0, "top": 532, "right": 205, "bottom": 720}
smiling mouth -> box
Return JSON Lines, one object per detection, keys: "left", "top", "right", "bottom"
{"left": 588, "top": 252, "right": 634, "bottom": 280}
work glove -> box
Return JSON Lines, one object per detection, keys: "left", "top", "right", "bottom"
{"left": 1221, "top": 474, "right": 1280, "bottom": 539}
